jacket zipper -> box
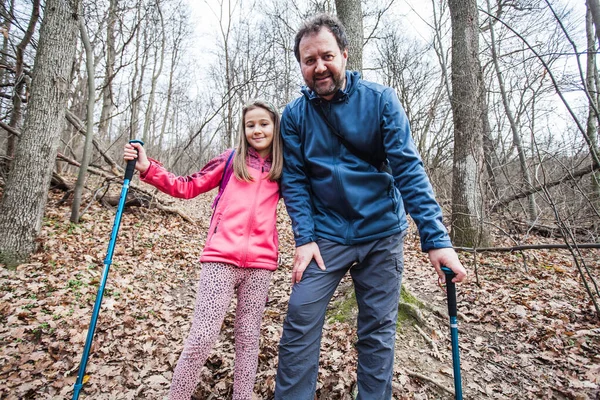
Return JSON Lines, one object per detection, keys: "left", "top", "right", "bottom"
{"left": 323, "top": 102, "right": 354, "bottom": 243}
{"left": 240, "top": 158, "right": 265, "bottom": 266}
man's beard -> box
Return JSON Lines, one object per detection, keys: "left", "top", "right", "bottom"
{"left": 309, "top": 71, "right": 345, "bottom": 98}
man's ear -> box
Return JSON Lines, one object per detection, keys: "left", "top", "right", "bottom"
{"left": 342, "top": 49, "right": 348, "bottom": 60}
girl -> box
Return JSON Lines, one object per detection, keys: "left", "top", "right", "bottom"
{"left": 123, "top": 100, "right": 283, "bottom": 400}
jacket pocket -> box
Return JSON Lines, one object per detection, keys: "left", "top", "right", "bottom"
{"left": 387, "top": 176, "right": 398, "bottom": 211}
{"left": 207, "top": 213, "right": 223, "bottom": 244}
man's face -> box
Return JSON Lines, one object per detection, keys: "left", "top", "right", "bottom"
{"left": 298, "top": 28, "right": 348, "bottom": 101}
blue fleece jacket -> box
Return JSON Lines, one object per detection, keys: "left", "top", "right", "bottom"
{"left": 281, "top": 71, "right": 453, "bottom": 252}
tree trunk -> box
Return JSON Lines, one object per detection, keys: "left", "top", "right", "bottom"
{"left": 70, "top": 18, "right": 95, "bottom": 223}
{"left": 130, "top": 5, "right": 148, "bottom": 142}
{"left": 143, "top": 1, "right": 165, "bottom": 145}
{"left": 335, "top": 0, "right": 363, "bottom": 74}
{"left": 448, "top": 0, "right": 490, "bottom": 247}
{"left": 586, "top": 7, "right": 600, "bottom": 219}
{"left": 588, "top": 0, "right": 600, "bottom": 47}
{"left": 0, "top": 0, "right": 14, "bottom": 118}
{"left": 97, "top": 0, "right": 117, "bottom": 142}
{"left": 0, "top": 0, "right": 81, "bottom": 265}
{"left": 158, "top": 16, "right": 183, "bottom": 152}
{"left": 2, "top": 0, "right": 39, "bottom": 175}
{"left": 486, "top": 0, "right": 536, "bottom": 220}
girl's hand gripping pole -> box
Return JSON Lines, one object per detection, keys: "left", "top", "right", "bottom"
{"left": 441, "top": 266, "right": 463, "bottom": 400}
{"left": 124, "top": 139, "right": 144, "bottom": 181}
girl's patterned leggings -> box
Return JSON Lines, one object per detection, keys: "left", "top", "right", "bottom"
{"left": 168, "top": 262, "right": 273, "bottom": 400}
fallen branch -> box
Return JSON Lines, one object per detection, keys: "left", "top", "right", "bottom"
{"left": 51, "top": 172, "right": 72, "bottom": 192}
{"left": 55, "top": 152, "right": 193, "bottom": 223}
{"left": 64, "top": 110, "right": 122, "bottom": 176}
{"left": 455, "top": 243, "right": 600, "bottom": 253}
{"left": 57, "top": 152, "right": 115, "bottom": 181}
{"left": 491, "top": 161, "right": 600, "bottom": 211}
{"left": 154, "top": 204, "right": 194, "bottom": 224}
{"left": 404, "top": 369, "right": 455, "bottom": 396}
{"left": 509, "top": 219, "right": 596, "bottom": 239}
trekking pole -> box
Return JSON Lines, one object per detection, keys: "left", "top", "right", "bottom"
{"left": 441, "top": 266, "right": 463, "bottom": 400}
{"left": 72, "top": 139, "right": 144, "bottom": 400}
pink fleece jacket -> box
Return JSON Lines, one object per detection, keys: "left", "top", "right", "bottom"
{"left": 140, "top": 148, "right": 280, "bottom": 271}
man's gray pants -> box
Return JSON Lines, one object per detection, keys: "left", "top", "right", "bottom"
{"left": 275, "top": 232, "right": 406, "bottom": 400}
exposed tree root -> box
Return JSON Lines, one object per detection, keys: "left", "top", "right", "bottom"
{"left": 414, "top": 324, "right": 442, "bottom": 360}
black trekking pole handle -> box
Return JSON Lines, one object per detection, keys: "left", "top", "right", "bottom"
{"left": 125, "top": 139, "right": 144, "bottom": 181}
{"left": 441, "top": 266, "right": 457, "bottom": 318}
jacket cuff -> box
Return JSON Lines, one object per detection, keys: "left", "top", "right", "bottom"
{"left": 421, "top": 238, "right": 454, "bottom": 252}
{"left": 294, "top": 235, "right": 318, "bottom": 247}
{"left": 139, "top": 158, "right": 162, "bottom": 180}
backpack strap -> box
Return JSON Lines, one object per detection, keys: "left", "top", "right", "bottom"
{"left": 211, "top": 150, "right": 235, "bottom": 210}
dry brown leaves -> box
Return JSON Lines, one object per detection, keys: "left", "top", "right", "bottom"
{"left": 0, "top": 188, "right": 599, "bottom": 399}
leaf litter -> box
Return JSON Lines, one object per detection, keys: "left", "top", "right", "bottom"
{"left": 0, "top": 188, "right": 598, "bottom": 399}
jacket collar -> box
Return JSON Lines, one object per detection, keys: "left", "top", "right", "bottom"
{"left": 302, "top": 70, "right": 361, "bottom": 104}
{"left": 247, "top": 146, "right": 272, "bottom": 163}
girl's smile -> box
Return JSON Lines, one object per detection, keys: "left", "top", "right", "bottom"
{"left": 244, "top": 107, "right": 275, "bottom": 158}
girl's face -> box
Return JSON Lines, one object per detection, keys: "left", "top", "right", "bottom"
{"left": 244, "top": 107, "right": 275, "bottom": 158}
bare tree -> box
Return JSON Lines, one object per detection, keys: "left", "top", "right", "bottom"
{"left": 97, "top": 0, "right": 118, "bottom": 144}
{"left": 142, "top": 0, "right": 166, "bottom": 144}
{"left": 0, "top": 0, "right": 81, "bottom": 265}
{"left": 586, "top": 6, "right": 600, "bottom": 216}
{"left": 0, "top": 0, "right": 14, "bottom": 122}
{"left": 485, "top": 0, "right": 537, "bottom": 221}
{"left": 374, "top": 27, "right": 452, "bottom": 178}
{"left": 130, "top": 1, "right": 149, "bottom": 142}
{"left": 1, "top": 0, "right": 39, "bottom": 175}
{"left": 448, "top": 0, "right": 491, "bottom": 247}
{"left": 587, "top": 0, "right": 600, "bottom": 46}
{"left": 157, "top": 4, "right": 189, "bottom": 152}
{"left": 70, "top": 17, "right": 95, "bottom": 223}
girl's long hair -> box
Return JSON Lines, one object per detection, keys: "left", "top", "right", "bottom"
{"left": 233, "top": 99, "right": 283, "bottom": 182}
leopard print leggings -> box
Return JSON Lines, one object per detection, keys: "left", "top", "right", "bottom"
{"left": 168, "top": 262, "right": 273, "bottom": 400}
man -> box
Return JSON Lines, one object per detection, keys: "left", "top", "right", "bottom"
{"left": 275, "top": 13, "right": 467, "bottom": 400}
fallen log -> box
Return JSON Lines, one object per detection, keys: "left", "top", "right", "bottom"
{"left": 54, "top": 152, "right": 194, "bottom": 222}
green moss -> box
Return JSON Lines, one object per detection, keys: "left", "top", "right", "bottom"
{"left": 0, "top": 250, "right": 24, "bottom": 269}
{"left": 400, "top": 286, "right": 423, "bottom": 308}
{"left": 326, "top": 290, "right": 357, "bottom": 324}
{"left": 397, "top": 286, "right": 424, "bottom": 328}
{"left": 326, "top": 284, "right": 424, "bottom": 329}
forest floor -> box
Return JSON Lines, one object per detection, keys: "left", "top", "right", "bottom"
{"left": 0, "top": 184, "right": 599, "bottom": 399}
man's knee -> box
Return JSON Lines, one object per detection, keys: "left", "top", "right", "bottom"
{"left": 286, "top": 291, "right": 328, "bottom": 327}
